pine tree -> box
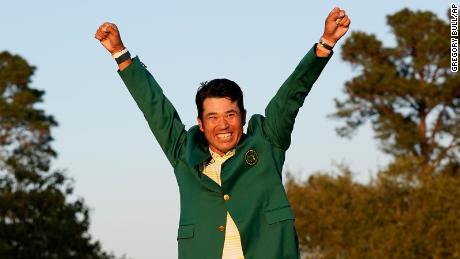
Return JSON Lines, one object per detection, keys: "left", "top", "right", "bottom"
{"left": 0, "top": 51, "right": 115, "bottom": 259}
{"left": 287, "top": 8, "right": 460, "bottom": 258}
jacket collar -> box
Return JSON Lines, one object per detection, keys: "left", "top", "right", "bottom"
{"left": 186, "top": 126, "right": 249, "bottom": 193}
{"left": 186, "top": 126, "right": 247, "bottom": 168}
{"left": 186, "top": 126, "right": 211, "bottom": 168}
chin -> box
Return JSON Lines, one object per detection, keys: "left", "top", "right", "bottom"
{"left": 218, "top": 143, "right": 236, "bottom": 152}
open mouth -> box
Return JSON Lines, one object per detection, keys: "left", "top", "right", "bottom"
{"left": 216, "top": 133, "right": 232, "bottom": 141}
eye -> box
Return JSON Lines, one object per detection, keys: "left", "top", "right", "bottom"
{"left": 226, "top": 112, "right": 237, "bottom": 119}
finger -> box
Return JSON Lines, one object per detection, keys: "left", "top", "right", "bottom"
{"left": 96, "top": 29, "right": 108, "bottom": 37}
{"left": 328, "top": 7, "right": 340, "bottom": 16}
{"left": 102, "top": 22, "right": 112, "bottom": 28}
{"left": 341, "top": 15, "right": 351, "bottom": 27}
{"left": 95, "top": 25, "right": 103, "bottom": 34}
{"left": 106, "top": 23, "right": 118, "bottom": 34}
{"left": 100, "top": 22, "right": 115, "bottom": 32}
{"left": 95, "top": 33, "right": 104, "bottom": 40}
{"left": 338, "top": 15, "right": 349, "bottom": 26}
{"left": 329, "top": 8, "right": 346, "bottom": 23}
{"left": 95, "top": 31, "right": 109, "bottom": 40}
{"left": 109, "top": 23, "right": 118, "bottom": 30}
{"left": 95, "top": 33, "right": 105, "bottom": 41}
{"left": 101, "top": 24, "right": 110, "bottom": 33}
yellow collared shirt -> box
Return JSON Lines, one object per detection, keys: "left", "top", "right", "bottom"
{"left": 202, "top": 148, "right": 245, "bottom": 259}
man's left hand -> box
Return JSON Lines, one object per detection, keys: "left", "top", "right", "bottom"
{"left": 322, "top": 7, "right": 351, "bottom": 45}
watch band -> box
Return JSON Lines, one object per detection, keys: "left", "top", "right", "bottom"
{"left": 318, "top": 38, "right": 334, "bottom": 51}
{"left": 112, "top": 48, "right": 129, "bottom": 59}
{"left": 115, "top": 51, "right": 131, "bottom": 64}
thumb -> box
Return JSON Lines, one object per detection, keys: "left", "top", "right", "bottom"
{"left": 100, "top": 22, "right": 118, "bottom": 35}
{"left": 327, "top": 7, "right": 345, "bottom": 23}
{"left": 106, "top": 23, "right": 118, "bottom": 34}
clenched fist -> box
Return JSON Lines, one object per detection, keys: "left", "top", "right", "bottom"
{"left": 322, "top": 7, "right": 351, "bottom": 45}
{"left": 95, "top": 22, "right": 125, "bottom": 55}
{"left": 315, "top": 7, "right": 351, "bottom": 57}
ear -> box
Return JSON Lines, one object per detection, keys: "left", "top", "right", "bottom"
{"left": 242, "top": 109, "right": 247, "bottom": 126}
{"left": 197, "top": 117, "right": 205, "bottom": 132}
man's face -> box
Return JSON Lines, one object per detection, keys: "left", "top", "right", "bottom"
{"left": 197, "top": 97, "right": 245, "bottom": 156}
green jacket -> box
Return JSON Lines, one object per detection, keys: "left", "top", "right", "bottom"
{"left": 118, "top": 45, "right": 330, "bottom": 259}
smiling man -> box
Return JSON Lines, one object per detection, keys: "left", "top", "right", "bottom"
{"left": 196, "top": 79, "right": 246, "bottom": 157}
{"left": 95, "top": 7, "right": 350, "bottom": 259}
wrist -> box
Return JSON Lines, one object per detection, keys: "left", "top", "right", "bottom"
{"left": 112, "top": 48, "right": 128, "bottom": 58}
{"left": 319, "top": 36, "right": 336, "bottom": 51}
{"left": 112, "top": 48, "right": 131, "bottom": 64}
{"left": 320, "top": 35, "right": 337, "bottom": 46}
{"left": 109, "top": 45, "right": 126, "bottom": 56}
{"left": 316, "top": 43, "right": 331, "bottom": 57}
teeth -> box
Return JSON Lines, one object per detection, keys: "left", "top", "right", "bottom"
{"left": 217, "top": 133, "right": 231, "bottom": 140}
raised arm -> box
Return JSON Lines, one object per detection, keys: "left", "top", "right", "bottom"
{"left": 263, "top": 7, "right": 351, "bottom": 150}
{"left": 95, "top": 23, "right": 186, "bottom": 167}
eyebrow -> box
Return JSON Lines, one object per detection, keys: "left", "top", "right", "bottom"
{"left": 204, "top": 109, "right": 239, "bottom": 117}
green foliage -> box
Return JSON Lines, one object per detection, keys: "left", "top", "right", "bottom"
{"left": 0, "top": 52, "right": 115, "bottom": 258}
{"left": 331, "top": 8, "right": 459, "bottom": 174}
{"left": 287, "top": 8, "right": 460, "bottom": 258}
{"left": 287, "top": 165, "right": 460, "bottom": 259}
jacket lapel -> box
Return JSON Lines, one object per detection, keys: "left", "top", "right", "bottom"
{"left": 186, "top": 126, "right": 222, "bottom": 193}
{"left": 221, "top": 134, "right": 248, "bottom": 184}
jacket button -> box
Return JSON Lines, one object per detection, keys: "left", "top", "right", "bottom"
{"left": 218, "top": 225, "right": 225, "bottom": 232}
{"left": 223, "top": 194, "right": 230, "bottom": 201}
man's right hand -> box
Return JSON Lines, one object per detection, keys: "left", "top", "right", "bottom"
{"left": 95, "top": 22, "right": 125, "bottom": 55}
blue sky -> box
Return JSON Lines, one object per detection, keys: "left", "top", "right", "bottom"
{"left": 1, "top": 1, "right": 451, "bottom": 258}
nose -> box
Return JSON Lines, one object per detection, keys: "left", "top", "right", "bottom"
{"left": 217, "top": 117, "right": 230, "bottom": 129}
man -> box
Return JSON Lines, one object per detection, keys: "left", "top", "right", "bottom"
{"left": 95, "top": 7, "right": 350, "bottom": 259}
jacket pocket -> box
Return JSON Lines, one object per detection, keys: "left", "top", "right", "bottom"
{"left": 265, "top": 206, "right": 295, "bottom": 225}
{"left": 177, "top": 224, "right": 195, "bottom": 239}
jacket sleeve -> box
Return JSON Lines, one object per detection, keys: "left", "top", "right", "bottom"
{"left": 263, "top": 44, "right": 331, "bottom": 151}
{"left": 118, "top": 57, "right": 186, "bottom": 167}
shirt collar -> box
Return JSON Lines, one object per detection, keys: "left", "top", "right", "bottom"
{"left": 209, "top": 147, "right": 236, "bottom": 162}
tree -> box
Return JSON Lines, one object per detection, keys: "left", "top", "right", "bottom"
{"left": 287, "top": 165, "right": 460, "bottom": 258}
{"left": 287, "top": 8, "right": 460, "bottom": 258}
{"left": 0, "top": 51, "right": 116, "bottom": 258}
{"left": 332, "top": 8, "right": 459, "bottom": 177}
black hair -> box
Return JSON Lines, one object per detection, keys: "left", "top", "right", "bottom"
{"left": 195, "top": 78, "right": 245, "bottom": 125}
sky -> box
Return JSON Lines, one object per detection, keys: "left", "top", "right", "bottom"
{"left": 1, "top": 0, "right": 452, "bottom": 258}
